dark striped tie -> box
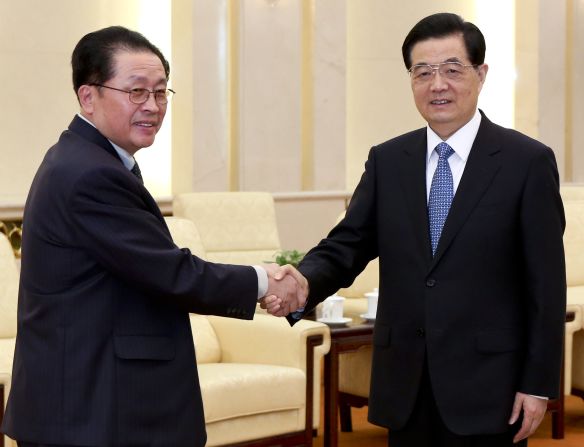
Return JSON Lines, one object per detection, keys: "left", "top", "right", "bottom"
{"left": 130, "top": 159, "right": 143, "bottom": 183}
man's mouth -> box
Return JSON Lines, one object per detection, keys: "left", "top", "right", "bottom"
{"left": 430, "top": 99, "right": 450, "bottom": 105}
{"left": 134, "top": 121, "right": 156, "bottom": 128}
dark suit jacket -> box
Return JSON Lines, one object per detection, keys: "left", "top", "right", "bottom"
{"left": 297, "top": 112, "right": 566, "bottom": 435}
{"left": 1, "top": 116, "right": 259, "bottom": 446}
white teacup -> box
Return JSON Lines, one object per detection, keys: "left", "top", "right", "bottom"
{"left": 364, "top": 288, "right": 379, "bottom": 318}
{"left": 322, "top": 294, "right": 345, "bottom": 321}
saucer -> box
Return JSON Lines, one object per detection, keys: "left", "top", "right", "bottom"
{"left": 360, "top": 313, "right": 376, "bottom": 322}
{"left": 317, "top": 317, "right": 352, "bottom": 326}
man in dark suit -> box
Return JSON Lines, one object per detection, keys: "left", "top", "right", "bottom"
{"left": 1, "top": 26, "right": 304, "bottom": 447}
{"left": 274, "top": 12, "right": 566, "bottom": 447}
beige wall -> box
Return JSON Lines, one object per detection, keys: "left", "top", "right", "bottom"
{"left": 171, "top": 0, "right": 346, "bottom": 194}
{"left": 0, "top": 0, "right": 172, "bottom": 204}
{"left": 346, "top": 0, "right": 477, "bottom": 189}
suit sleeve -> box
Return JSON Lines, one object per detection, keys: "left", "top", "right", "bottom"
{"left": 298, "top": 147, "right": 380, "bottom": 311}
{"left": 68, "top": 165, "right": 259, "bottom": 318}
{"left": 518, "top": 146, "right": 566, "bottom": 398}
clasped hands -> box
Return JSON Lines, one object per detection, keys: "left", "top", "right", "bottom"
{"left": 259, "top": 264, "right": 308, "bottom": 317}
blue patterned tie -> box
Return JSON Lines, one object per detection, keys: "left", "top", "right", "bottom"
{"left": 428, "top": 142, "right": 454, "bottom": 256}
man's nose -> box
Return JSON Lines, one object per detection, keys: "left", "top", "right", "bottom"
{"left": 141, "top": 92, "right": 161, "bottom": 111}
{"left": 430, "top": 70, "right": 448, "bottom": 90}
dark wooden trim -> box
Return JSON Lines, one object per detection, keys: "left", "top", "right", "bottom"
{"left": 571, "top": 387, "right": 584, "bottom": 398}
{"left": 0, "top": 384, "right": 4, "bottom": 447}
{"left": 304, "top": 334, "right": 323, "bottom": 446}
{"left": 544, "top": 310, "right": 576, "bottom": 440}
{"left": 218, "top": 334, "right": 324, "bottom": 447}
{"left": 339, "top": 392, "right": 368, "bottom": 432}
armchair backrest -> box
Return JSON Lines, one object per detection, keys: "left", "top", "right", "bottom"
{"left": 164, "top": 216, "right": 207, "bottom": 258}
{"left": 0, "top": 233, "right": 18, "bottom": 338}
{"left": 564, "top": 201, "right": 584, "bottom": 287}
{"left": 561, "top": 184, "right": 584, "bottom": 202}
{"left": 173, "top": 192, "right": 281, "bottom": 265}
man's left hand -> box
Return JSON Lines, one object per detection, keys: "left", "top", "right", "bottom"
{"left": 509, "top": 392, "right": 547, "bottom": 443}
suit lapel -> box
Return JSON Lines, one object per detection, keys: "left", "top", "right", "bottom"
{"left": 396, "top": 130, "right": 433, "bottom": 265}
{"left": 68, "top": 115, "right": 167, "bottom": 225}
{"left": 68, "top": 115, "right": 122, "bottom": 163}
{"left": 430, "top": 114, "right": 502, "bottom": 268}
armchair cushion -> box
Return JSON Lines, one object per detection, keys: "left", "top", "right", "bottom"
{"left": 198, "top": 363, "right": 304, "bottom": 424}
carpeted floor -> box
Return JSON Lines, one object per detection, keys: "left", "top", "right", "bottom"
{"left": 313, "top": 395, "right": 584, "bottom": 447}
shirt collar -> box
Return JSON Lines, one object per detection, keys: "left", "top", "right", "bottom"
{"left": 76, "top": 113, "right": 136, "bottom": 171}
{"left": 426, "top": 109, "right": 481, "bottom": 163}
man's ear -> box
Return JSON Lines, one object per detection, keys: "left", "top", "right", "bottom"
{"left": 477, "top": 63, "right": 489, "bottom": 93}
{"left": 77, "top": 85, "right": 95, "bottom": 115}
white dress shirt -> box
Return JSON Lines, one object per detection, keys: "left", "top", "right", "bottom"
{"left": 425, "top": 109, "right": 481, "bottom": 202}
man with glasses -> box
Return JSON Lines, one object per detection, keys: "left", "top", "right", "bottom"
{"left": 275, "top": 12, "right": 565, "bottom": 446}
{"left": 1, "top": 26, "right": 305, "bottom": 447}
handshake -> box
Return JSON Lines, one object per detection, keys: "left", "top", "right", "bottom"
{"left": 259, "top": 264, "right": 308, "bottom": 317}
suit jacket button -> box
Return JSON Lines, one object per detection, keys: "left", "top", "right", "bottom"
{"left": 426, "top": 278, "right": 436, "bottom": 287}
{"left": 417, "top": 328, "right": 425, "bottom": 337}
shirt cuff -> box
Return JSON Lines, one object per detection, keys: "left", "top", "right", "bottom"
{"left": 253, "top": 265, "right": 268, "bottom": 300}
{"left": 529, "top": 394, "right": 549, "bottom": 400}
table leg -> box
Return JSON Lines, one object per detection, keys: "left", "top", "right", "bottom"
{"left": 324, "top": 343, "right": 340, "bottom": 447}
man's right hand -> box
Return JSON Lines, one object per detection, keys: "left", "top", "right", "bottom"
{"left": 259, "top": 264, "right": 308, "bottom": 317}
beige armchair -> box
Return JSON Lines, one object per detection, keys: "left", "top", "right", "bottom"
{"left": 173, "top": 192, "right": 282, "bottom": 265}
{"left": 192, "top": 314, "right": 330, "bottom": 446}
{"left": 0, "top": 233, "right": 18, "bottom": 447}
{"left": 164, "top": 217, "right": 331, "bottom": 446}
{"left": 562, "top": 190, "right": 584, "bottom": 398}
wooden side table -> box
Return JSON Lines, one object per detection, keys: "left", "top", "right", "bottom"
{"left": 323, "top": 321, "right": 374, "bottom": 447}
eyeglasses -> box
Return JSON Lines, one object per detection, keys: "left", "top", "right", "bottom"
{"left": 408, "top": 62, "right": 478, "bottom": 83}
{"left": 91, "top": 84, "right": 175, "bottom": 104}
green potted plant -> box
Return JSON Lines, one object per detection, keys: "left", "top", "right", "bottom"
{"left": 272, "top": 249, "right": 305, "bottom": 268}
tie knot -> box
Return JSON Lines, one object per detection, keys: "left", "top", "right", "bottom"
{"left": 435, "top": 142, "right": 454, "bottom": 160}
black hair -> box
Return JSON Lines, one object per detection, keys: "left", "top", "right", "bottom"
{"left": 401, "top": 13, "right": 486, "bottom": 69}
{"left": 71, "top": 26, "right": 170, "bottom": 96}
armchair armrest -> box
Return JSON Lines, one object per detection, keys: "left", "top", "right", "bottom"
{"left": 208, "top": 313, "right": 330, "bottom": 368}
{"left": 0, "top": 373, "right": 10, "bottom": 447}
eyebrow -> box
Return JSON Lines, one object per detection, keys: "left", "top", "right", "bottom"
{"left": 412, "top": 57, "right": 464, "bottom": 66}
{"left": 125, "top": 74, "right": 168, "bottom": 85}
